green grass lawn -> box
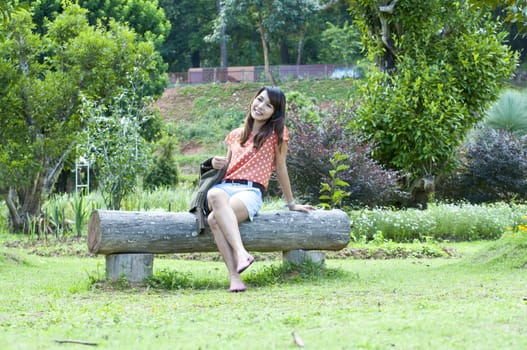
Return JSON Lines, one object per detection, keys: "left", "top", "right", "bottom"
{"left": 1, "top": 240, "right": 526, "bottom": 349}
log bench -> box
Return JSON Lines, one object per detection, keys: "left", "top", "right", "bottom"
{"left": 87, "top": 209, "right": 351, "bottom": 282}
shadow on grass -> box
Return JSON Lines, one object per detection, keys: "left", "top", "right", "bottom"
{"left": 104, "top": 260, "right": 352, "bottom": 291}
{"left": 243, "top": 260, "right": 348, "bottom": 287}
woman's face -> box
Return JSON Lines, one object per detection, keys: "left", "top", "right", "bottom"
{"left": 250, "top": 90, "right": 275, "bottom": 123}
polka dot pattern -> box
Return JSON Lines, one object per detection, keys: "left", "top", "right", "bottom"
{"left": 224, "top": 127, "right": 289, "bottom": 189}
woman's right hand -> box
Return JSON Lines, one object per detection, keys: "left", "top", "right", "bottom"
{"left": 212, "top": 156, "right": 228, "bottom": 169}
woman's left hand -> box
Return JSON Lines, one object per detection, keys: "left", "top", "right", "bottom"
{"left": 289, "top": 204, "right": 316, "bottom": 212}
{"left": 212, "top": 156, "right": 229, "bottom": 169}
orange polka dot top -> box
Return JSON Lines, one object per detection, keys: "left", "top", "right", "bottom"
{"left": 224, "top": 127, "right": 289, "bottom": 189}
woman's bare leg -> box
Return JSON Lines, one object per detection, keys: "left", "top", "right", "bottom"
{"left": 207, "top": 189, "right": 254, "bottom": 268}
{"left": 207, "top": 188, "right": 255, "bottom": 290}
{"left": 208, "top": 212, "right": 245, "bottom": 291}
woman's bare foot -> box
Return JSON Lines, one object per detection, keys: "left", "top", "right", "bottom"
{"left": 229, "top": 274, "right": 247, "bottom": 292}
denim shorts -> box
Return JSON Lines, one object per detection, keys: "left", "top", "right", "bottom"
{"left": 210, "top": 181, "right": 263, "bottom": 221}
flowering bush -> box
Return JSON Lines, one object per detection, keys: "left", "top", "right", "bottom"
{"left": 349, "top": 202, "right": 525, "bottom": 242}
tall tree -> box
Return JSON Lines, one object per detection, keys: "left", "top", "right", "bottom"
{"left": 0, "top": 4, "right": 166, "bottom": 231}
{"left": 220, "top": 0, "right": 319, "bottom": 84}
{"left": 222, "top": 0, "right": 276, "bottom": 83}
{"left": 350, "top": 0, "right": 517, "bottom": 204}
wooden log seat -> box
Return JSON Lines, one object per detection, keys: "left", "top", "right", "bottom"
{"left": 87, "top": 209, "right": 351, "bottom": 282}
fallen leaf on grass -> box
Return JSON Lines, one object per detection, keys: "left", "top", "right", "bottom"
{"left": 292, "top": 331, "right": 305, "bottom": 347}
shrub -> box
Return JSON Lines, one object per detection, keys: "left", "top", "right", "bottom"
{"left": 437, "top": 127, "right": 527, "bottom": 203}
{"left": 80, "top": 94, "right": 152, "bottom": 210}
{"left": 144, "top": 135, "right": 179, "bottom": 190}
{"left": 286, "top": 97, "right": 402, "bottom": 208}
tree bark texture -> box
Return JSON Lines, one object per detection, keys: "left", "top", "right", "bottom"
{"left": 88, "top": 209, "right": 350, "bottom": 255}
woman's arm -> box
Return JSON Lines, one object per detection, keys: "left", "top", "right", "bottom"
{"left": 275, "top": 143, "right": 314, "bottom": 212}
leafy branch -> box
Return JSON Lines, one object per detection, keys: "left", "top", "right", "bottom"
{"left": 319, "top": 152, "right": 350, "bottom": 210}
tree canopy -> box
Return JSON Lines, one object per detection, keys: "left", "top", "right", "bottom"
{"left": 19, "top": 0, "right": 526, "bottom": 71}
{"left": 0, "top": 3, "right": 166, "bottom": 231}
{"left": 30, "top": 0, "right": 170, "bottom": 48}
{"left": 350, "top": 0, "right": 518, "bottom": 191}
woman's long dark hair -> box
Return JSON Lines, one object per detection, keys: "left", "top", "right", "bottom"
{"left": 239, "top": 86, "right": 286, "bottom": 150}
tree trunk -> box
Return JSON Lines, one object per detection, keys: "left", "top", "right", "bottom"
{"left": 257, "top": 15, "right": 276, "bottom": 85}
{"left": 4, "top": 189, "right": 23, "bottom": 232}
{"left": 5, "top": 173, "right": 45, "bottom": 233}
{"left": 191, "top": 50, "right": 200, "bottom": 68}
{"left": 6, "top": 149, "right": 68, "bottom": 233}
{"left": 378, "top": 1, "right": 399, "bottom": 72}
{"left": 217, "top": 0, "right": 228, "bottom": 68}
{"left": 296, "top": 38, "right": 303, "bottom": 66}
{"left": 88, "top": 209, "right": 351, "bottom": 255}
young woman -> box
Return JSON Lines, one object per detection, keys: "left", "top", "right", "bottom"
{"left": 207, "top": 86, "right": 314, "bottom": 292}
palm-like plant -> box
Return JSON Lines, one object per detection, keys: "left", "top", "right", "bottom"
{"left": 484, "top": 89, "right": 527, "bottom": 137}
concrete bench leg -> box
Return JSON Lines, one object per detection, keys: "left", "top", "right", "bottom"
{"left": 283, "top": 249, "right": 325, "bottom": 267}
{"left": 106, "top": 253, "right": 153, "bottom": 283}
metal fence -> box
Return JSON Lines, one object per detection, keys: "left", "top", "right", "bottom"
{"left": 168, "top": 64, "right": 360, "bottom": 85}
